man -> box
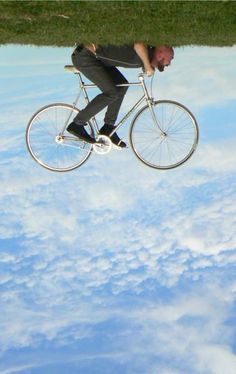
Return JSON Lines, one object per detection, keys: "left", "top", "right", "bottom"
{"left": 67, "top": 43, "right": 174, "bottom": 148}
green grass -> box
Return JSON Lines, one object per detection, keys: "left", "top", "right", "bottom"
{"left": 0, "top": 0, "right": 236, "bottom": 46}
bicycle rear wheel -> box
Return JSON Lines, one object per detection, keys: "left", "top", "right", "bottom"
{"left": 26, "top": 103, "right": 94, "bottom": 172}
{"left": 130, "top": 100, "right": 199, "bottom": 170}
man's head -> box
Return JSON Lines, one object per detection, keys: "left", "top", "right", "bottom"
{"left": 151, "top": 46, "right": 174, "bottom": 72}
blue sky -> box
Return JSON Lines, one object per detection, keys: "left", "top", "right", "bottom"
{"left": 0, "top": 44, "right": 236, "bottom": 374}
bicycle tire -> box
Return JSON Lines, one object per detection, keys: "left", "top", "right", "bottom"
{"left": 129, "top": 100, "right": 199, "bottom": 170}
{"left": 26, "top": 103, "right": 94, "bottom": 172}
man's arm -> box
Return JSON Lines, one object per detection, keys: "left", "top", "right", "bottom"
{"left": 133, "top": 43, "right": 155, "bottom": 76}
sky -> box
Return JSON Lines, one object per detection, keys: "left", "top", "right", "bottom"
{"left": 0, "top": 44, "right": 236, "bottom": 374}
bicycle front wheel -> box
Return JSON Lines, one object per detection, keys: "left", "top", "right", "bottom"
{"left": 130, "top": 100, "right": 199, "bottom": 170}
{"left": 26, "top": 103, "right": 93, "bottom": 172}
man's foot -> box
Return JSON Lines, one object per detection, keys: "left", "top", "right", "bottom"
{"left": 99, "top": 124, "right": 127, "bottom": 148}
{"left": 66, "top": 122, "right": 95, "bottom": 144}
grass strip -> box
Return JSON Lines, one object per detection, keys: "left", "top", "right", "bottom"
{"left": 0, "top": 0, "right": 236, "bottom": 46}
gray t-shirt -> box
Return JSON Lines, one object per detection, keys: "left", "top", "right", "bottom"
{"left": 95, "top": 45, "right": 154, "bottom": 68}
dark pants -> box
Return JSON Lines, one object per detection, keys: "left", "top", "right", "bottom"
{"left": 71, "top": 47, "right": 128, "bottom": 126}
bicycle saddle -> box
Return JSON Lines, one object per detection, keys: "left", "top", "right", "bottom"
{"left": 64, "top": 65, "right": 80, "bottom": 73}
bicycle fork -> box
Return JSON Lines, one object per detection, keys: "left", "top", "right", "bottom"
{"left": 140, "top": 75, "right": 166, "bottom": 137}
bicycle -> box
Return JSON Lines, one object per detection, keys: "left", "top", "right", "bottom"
{"left": 26, "top": 65, "right": 199, "bottom": 172}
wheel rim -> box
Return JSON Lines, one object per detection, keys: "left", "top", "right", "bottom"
{"left": 130, "top": 101, "right": 199, "bottom": 169}
{"left": 26, "top": 104, "right": 93, "bottom": 172}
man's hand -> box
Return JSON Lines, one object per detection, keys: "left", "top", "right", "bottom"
{"left": 145, "top": 65, "right": 155, "bottom": 77}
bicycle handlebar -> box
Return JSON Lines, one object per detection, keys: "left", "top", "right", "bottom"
{"left": 139, "top": 71, "right": 155, "bottom": 80}
{"left": 140, "top": 70, "right": 155, "bottom": 78}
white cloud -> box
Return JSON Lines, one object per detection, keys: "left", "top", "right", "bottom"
{"left": 0, "top": 276, "right": 235, "bottom": 373}
{"left": 191, "top": 138, "right": 236, "bottom": 172}
{"left": 194, "top": 345, "right": 236, "bottom": 374}
{"left": 122, "top": 282, "right": 236, "bottom": 373}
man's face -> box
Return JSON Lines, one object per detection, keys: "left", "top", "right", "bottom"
{"left": 152, "top": 47, "right": 174, "bottom": 71}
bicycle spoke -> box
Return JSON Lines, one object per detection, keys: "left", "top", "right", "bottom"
{"left": 138, "top": 137, "right": 162, "bottom": 155}
{"left": 168, "top": 120, "right": 192, "bottom": 134}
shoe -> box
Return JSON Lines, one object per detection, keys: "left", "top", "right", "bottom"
{"left": 99, "top": 124, "right": 127, "bottom": 148}
{"left": 66, "top": 122, "right": 95, "bottom": 144}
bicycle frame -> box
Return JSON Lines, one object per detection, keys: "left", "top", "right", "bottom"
{"left": 64, "top": 70, "right": 164, "bottom": 137}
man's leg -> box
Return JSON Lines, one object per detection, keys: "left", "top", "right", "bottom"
{"left": 72, "top": 54, "right": 127, "bottom": 124}
{"left": 68, "top": 49, "right": 128, "bottom": 146}
{"left": 102, "top": 66, "right": 128, "bottom": 126}
{"left": 97, "top": 66, "right": 128, "bottom": 148}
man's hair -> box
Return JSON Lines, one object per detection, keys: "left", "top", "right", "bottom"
{"left": 159, "top": 46, "right": 174, "bottom": 55}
